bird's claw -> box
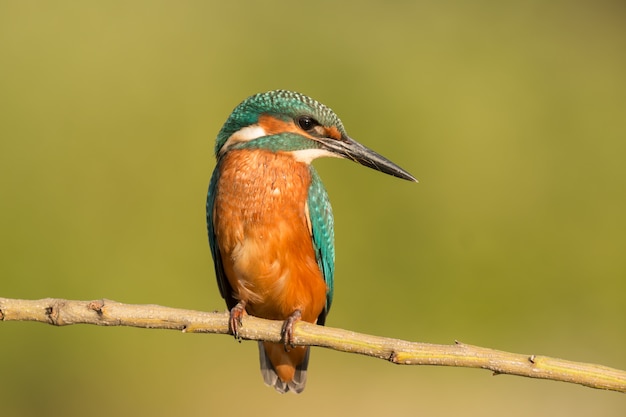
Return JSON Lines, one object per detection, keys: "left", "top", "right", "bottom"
{"left": 281, "top": 309, "right": 302, "bottom": 352}
{"left": 229, "top": 301, "right": 247, "bottom": 341}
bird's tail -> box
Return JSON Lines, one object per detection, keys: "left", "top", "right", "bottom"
{"left": 258, "top": 341, "right": 309, "bottom": 394}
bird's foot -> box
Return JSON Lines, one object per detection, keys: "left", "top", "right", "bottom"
{"left": 229, "top": 301, "right": 247, "bottom": 341}
{"left": 281, "top": 309, "right": 302, "bottom": 352}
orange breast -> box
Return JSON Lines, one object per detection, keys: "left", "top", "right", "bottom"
{"left": 213, "top": 149, "right": 327, "bottom": 324}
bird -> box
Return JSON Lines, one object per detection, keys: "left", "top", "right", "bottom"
{"left": 206, "top": 90, "right": 416, "bottom": 394}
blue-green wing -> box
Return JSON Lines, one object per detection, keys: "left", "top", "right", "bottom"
{"left": 307, "top": 167, "right": 335, "bottom": 325}
{"left": 206, "top": 165, "right": 237, "bottom": 309}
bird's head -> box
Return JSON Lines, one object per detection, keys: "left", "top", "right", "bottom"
{"left": 215, "top": 90, "right": 417, "bottom": 182}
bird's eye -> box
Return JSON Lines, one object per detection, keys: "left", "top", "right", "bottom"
{"left": 297, "top": 116, "right": 318, "bottom": 131}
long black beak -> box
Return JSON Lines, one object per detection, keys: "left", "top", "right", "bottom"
{"left": 319, "top": 135, "right": 418, "bottom": 182}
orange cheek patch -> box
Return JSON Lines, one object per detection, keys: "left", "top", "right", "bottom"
{"left": 258, "top": 114, "right": 343, "bottom": 142}
{"left": 258, "top": 114, "right": 301, "bottom": 136}
{"left": 325, "top": 126, "right": 342, "bottom": 140}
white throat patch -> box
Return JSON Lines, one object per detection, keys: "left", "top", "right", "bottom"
{"left": 290, "top": 148, "right": 340, "bottom": 164}
{"left": 219, "top": 125, "right": 267, "bottom": 155}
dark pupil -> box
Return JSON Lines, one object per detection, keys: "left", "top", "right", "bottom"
{"left": 298, "top": 116, "right": 315, "bottom": 131}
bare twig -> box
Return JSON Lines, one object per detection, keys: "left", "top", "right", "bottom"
{"left": 1, "top": 297, "right": 624, "bottom": 393}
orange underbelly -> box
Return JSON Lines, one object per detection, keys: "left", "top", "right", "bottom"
{"left": 213, "top": 149, "right": 327, "bottom": 324}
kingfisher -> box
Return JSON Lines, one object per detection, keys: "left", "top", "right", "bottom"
{"left": 206, "top": 90, "right": 416, "bottom": 394}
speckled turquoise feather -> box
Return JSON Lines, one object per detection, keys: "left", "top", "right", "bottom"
{"left": 206, "top": 166, "right": 231, "bottom": 306}
{"left": 306, "top": 166, "right": 334, "bottom": 323}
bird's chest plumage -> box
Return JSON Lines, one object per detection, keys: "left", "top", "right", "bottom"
{"left": 213, "top": 149, "right": 327, "bottom": 323}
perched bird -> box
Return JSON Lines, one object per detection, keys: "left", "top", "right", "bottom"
{"left": 206, "top": 90, "right": 416, "bottom": 393}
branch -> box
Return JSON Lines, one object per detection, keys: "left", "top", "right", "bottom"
{"left": 1, "top": 297, "right": 624, "bottom": 393}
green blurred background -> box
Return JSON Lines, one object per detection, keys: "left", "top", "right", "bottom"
{"left": 1, "top": 1, "right": 625, "bottom": 415}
